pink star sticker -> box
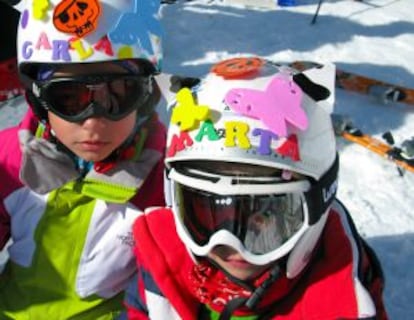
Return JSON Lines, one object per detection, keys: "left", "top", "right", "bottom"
{"left": 224, "top": 75, "right": 308, "bottom": 137}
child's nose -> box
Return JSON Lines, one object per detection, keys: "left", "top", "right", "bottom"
{"left": 81, "top": 114, "right": 108, "bottom": 128}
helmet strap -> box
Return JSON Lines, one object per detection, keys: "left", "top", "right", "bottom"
{"left": 244, "top": 265, "right": 281, "bottom": 309}
{"left": 218, "top": 265, "right": 281, "bottom": 320}
{"left": 218, "top": 297, "right": 248, "bottom": 320}
{"left": 25, "top": 89, "right": 48, "bottom": 121}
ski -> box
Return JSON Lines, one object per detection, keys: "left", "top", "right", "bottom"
{"left": 291, "top": 61, "right": 414, "bottom": 106}
{"left": 331, "top": 114, "right": 414, "bottom": 174}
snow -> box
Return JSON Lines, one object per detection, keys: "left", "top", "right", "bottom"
{"left": 1, "top": 0, "right": 413, "bottom": 318}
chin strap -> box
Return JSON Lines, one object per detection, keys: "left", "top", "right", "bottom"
{"left": 219, "top": 265, "right": 281, "bottom": 320}
{"left": 245, "top": 265, "right": 281, "bottom": 310}
{"left": 218, "top": 297, "right": 248, "bottom": 320}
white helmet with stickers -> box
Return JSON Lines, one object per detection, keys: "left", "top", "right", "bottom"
{"left": 165, "top": 57, "right": 339, "bottom": 278}
{"left": 14, "top": 0, "right": 163, "bottom": 82}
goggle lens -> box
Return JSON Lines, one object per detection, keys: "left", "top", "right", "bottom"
{"left": 175, "top": 184, "right": 305, "bottom": 255}
{"left": 35, "top": 74, "right": 151, "bottom": 122}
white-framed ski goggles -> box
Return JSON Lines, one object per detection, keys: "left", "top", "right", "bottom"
{"left": 169, "top": 167, "right": 313, "bottom": 265}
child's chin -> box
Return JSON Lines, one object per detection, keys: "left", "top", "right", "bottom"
{"left": 224, "top": 265, "right": 262, "bottom": 281}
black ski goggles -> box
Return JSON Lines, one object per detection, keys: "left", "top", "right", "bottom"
{"left": 32, "top": 74, "right": 153, "bottom": 122}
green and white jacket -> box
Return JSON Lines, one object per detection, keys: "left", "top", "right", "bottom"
{"left": 0, "top": 110, "right": 166, "bottom": 320}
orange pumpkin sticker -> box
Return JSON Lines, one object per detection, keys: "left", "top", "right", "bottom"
{"left": 53, "top": 0, "right": 101, "bottom": 38}
{"left": 211, "top": 57, "right": 265, "bottom": 79}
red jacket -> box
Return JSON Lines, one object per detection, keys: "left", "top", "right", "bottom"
{"left": 124, "top": 200, "right": 388, "bottom": 320}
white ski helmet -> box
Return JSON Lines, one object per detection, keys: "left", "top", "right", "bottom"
{"left": 14, "top": 0, "right": 163, "bottom": 84}
{"left": 165, "top": 57, "right": 339, "bottom": 278}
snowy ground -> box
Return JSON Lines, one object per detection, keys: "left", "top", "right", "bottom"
{"left": 1, "top": 0, "right": 413, "bottom": 318}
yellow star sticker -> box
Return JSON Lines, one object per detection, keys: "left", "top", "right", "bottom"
{"left": 171, "top": 88, "right": 210, "bottom": 131}
{"left": 33, "top": 0, "right": 50, "bottom": 20}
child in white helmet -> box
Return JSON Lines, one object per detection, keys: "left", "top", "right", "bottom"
{"left": 0, "top": 0, "right": 165, "bottom": 319}
{"left": 123, "top": 57, "right": 388, "bottom": 319}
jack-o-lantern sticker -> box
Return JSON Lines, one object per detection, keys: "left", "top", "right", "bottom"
{"left": 53, "top": 0, "right": 101, "bottom": 38}
{"left": 212, "top": 57, "right": 265, "bottom": 79}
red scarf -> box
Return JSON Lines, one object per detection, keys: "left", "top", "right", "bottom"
{"left": 188, "top": 260, "right": 298, "bottom": 317}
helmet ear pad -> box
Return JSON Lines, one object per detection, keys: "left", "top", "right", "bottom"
{"left": 292, "top": 73, "right": 331, "bottom": 102}
{"left": 286, "top": 210, "right": 329, "bottom": 279}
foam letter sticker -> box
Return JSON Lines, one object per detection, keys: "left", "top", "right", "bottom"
{"left": 71, "top": 39, "right": 93, "bottom": 60}
{"left": 167, "top": 131, "right": 194, "bottom": 157}
{"left": 35, "top": 32, "right": 52, "bottom": 50}
{"left": 252, "top": 128, "right": 278, "bottom": 155}
{"left": 276, "top": 134, "right": 300, "bottom": 161}
{"left": 195, "top": 120, "right": 220, "bottom": 142}
{"left": 225, "top": 121, "right": 251, "bottom": 149}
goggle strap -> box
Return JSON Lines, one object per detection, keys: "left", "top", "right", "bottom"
{"left": 26, "top": 90, "right": 48, "bottom": 121}
{"left": 305, "top": 154, "right": 339, "bottom": 225}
